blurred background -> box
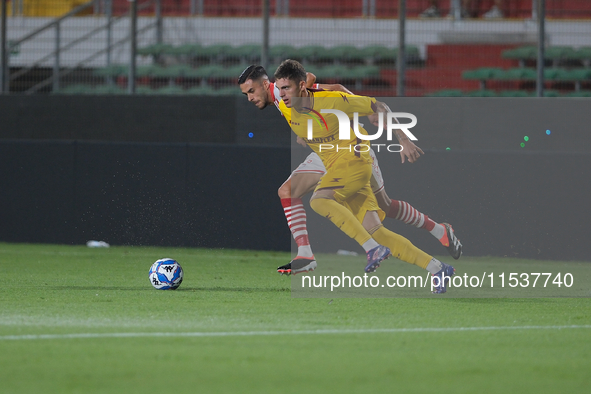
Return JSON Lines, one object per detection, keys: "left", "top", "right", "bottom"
{"left": 2, "top": 0, "right": 591, "bottom": 97}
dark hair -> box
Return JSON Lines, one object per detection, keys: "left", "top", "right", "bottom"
{"left": 238, "top": 65, "right": 268, "bottom": 85}
{"left": 274, "top": 59, "right": 306, "bottom": 83}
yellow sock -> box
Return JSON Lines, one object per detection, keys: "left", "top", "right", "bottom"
{"left": 372, "top": 226, "right": 432, "bottom": 269}
{"left": 310, "top": 198, "right": 372, "bottom": 247}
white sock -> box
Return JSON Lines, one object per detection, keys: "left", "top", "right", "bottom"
{"left": 297, "top": 245, "right": 314, "bottom": 258}
{"left": 429, "top": 224, "right": 446, "bottom": 240}
{"left": 361, "top": 239, "right": 380, "bottom": 252}
{"left": 426, "top": 258, "right": 443, "bottom": 275}
{"left": 283, "top": 198, "right": 315, "bottom": 258}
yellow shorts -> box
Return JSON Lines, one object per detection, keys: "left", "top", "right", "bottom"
{"left": 315, "top": 152, "right": 386, "bottom": 223}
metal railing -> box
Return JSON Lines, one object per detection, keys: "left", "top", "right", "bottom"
{"left": 1, "top": 0, "right": 8, "bottom": 92}
{"left": 1, "top": 0, "right": 162, "bottom": 94}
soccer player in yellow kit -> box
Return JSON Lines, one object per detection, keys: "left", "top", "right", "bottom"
{"left": 238, "top": 65, "right": 462, "bottom": 277}
{"left": 274, "top": 59, "right": 455, "bottom": 293}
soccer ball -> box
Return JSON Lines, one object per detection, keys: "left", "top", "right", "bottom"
{"left": 149, "top": 258, "right": 183, "bottom": 290}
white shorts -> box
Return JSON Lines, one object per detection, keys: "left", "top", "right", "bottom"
{"left": 292, "top": 152, "right": 326, "bottom": 175}
{"left": 292, "top": 150, "right": 385, "bottom": 194}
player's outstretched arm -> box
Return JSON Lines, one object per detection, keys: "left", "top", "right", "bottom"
{"left": 318, "top": 83, "right": 353, "bottom": 94}
{"left": 375, "top": 101, "right": 424, "bottom": 164}
{"left": 305, "top": 72, "right": 353, "bottom": 94}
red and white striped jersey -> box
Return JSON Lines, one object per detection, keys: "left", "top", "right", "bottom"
{"left": 269, "top": 82, "right": 282, "bottom": 111}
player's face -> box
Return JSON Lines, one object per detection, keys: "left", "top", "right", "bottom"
{"left": 239, "top": 79, "right": 271, "bottom": 110}
{"left": 276, "top": 78, "right": 306, "bottom": 108}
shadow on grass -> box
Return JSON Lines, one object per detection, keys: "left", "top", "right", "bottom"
{"left": 47, "top": 286, "right": 152, "bottom": 291}
{"left": 177, "top": 286, "right": 290, "bottom": 293}
{"left": 47, "top": 286, "right": 290, "bottom": 293}
{"left": 443, "top": 298, "right": 557, "bottom": 304}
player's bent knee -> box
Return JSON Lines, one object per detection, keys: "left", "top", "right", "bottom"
{"left": 377, "top": 199, "right": 390, "bottom": 213}
{"left": 309, "top": 198, "right": 322, "bottom": 214}
{"left": 362, "top": 210, "right": 382, "bottom": 231}
{"left": 278, "top": 179, "right": 292, "bottom": 199}
{"left": 291, "top": 173, "right": 322, "bottom": 199}
{"left": 309, "top": 197, "right": 333, "bottom": 215}
{"left": 375, "top": 190, "right": 391, "bottom": 212}
{"left": 278, "top": 186, "right": 291, "bottom": 199}
{"left": 311, "top": 189, "right": 335, "bottom": 201}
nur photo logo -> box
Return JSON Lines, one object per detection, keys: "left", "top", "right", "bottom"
{"left": 305, "top": 111, "right": 418, "bottom": 153}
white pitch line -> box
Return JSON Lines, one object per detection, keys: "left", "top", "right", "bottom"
{"left": 1, "top": 325, "right": 590, "bottom": 341}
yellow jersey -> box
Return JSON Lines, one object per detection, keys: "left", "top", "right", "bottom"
{"left": 278, "top": 90, "right": 377, "bottom": 168}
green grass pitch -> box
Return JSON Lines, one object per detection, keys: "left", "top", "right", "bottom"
{"left": 1, "top": 242, "right": 590, "bottom": 393}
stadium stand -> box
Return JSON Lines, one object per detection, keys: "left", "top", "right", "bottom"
{"left": 14, "top": 0, "right": 591, "bottom": 18}
{"left": 428, "top": 45, "right": 591, "bottom": 97}
{"left": 6, "top": 1, "right": 591, "bottom": 96}
{"left": 92, "top": 41, "right": 589, "bottom": 97}
{"left": 86, "top": 43, "right": 420, "bottom": 95}
{"left": 502, "top": 45, "right": 591, "bottom": 67}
